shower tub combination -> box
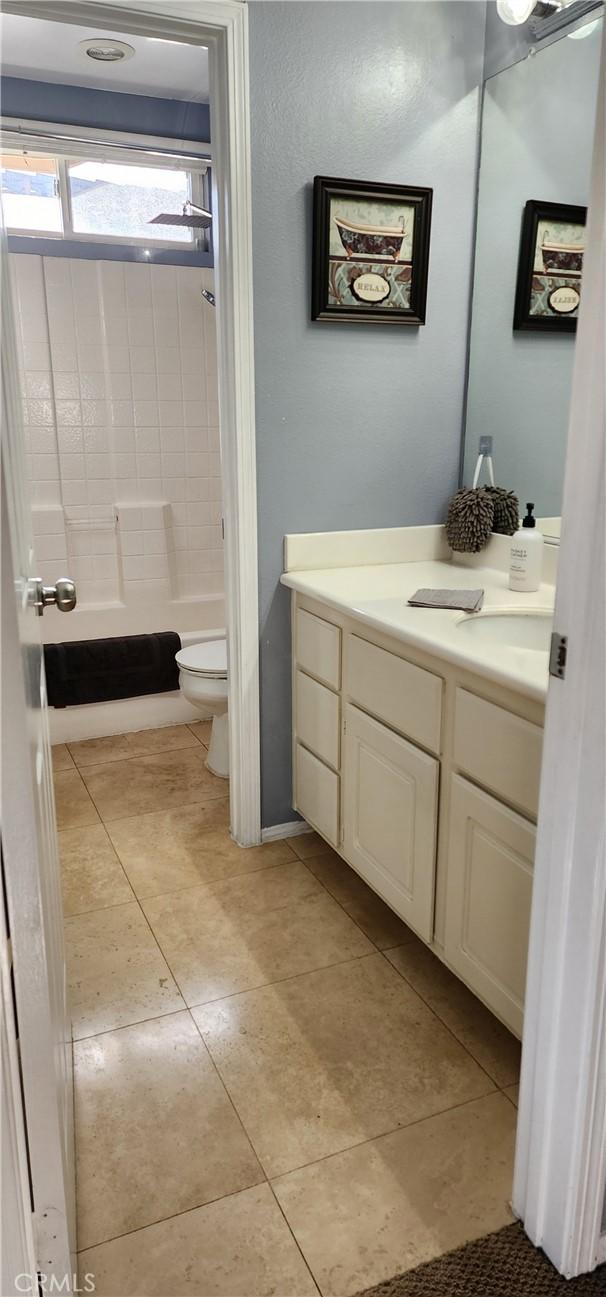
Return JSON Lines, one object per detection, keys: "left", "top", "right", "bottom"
{"left": 45, "top": 596, "right": 225, "bottom": 745}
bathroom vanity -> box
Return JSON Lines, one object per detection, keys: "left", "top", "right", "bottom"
{"left": 282, "top": 527, "right": 556, "bottom": 1039}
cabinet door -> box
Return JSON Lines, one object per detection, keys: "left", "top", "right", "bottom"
{"left": 342, "top": 704, "right": 438, "bottom": 941}
{"left": 444, "top": 775, "right": 535, "bottom": 1038}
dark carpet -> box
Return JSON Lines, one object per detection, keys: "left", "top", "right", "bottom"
{"left": 356, "top": 1223, "right": 606, "bottom": 1296}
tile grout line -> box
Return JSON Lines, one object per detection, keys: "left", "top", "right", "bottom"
{"left": 185, "top": 721, "right": 211, "bottom": 748}
{"left": 266, "top": 1180, "right": 323, "bottom": 1297}
{"left": 77, "top": 1182, "right": 272, "bottom": 1258}
{"left": 379, "top": 949, "right": 519, "bottom": 1092}
{"left": 186, "top": 1003, "right": 268, "bottom": 1184}
{"left": 57, "top": 764, "right": 102, "bottom": 827}
{"left": 65, "top": 736, "right": 203, "bottom": 762}
{"left": 296, "top": 854, "right": 418, "bottom": 957}
{"left": 66, "top": 732, "right": 208, "bottom": 770}
{"left": 60, "top": 821, "right": 138, "bottom": 917}
{"left": 106, "top": 844, "right": 300, "bottom": 907}
{"left": 264, "top": 1085, "right": 506, "bottom": 1186}
{"left": 81, "top": 788, "right": 228, "bottom": 827}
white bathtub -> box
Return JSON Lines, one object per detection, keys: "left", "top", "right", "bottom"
{"left": 46, "top": 597, "right": 226, "bottom": 744}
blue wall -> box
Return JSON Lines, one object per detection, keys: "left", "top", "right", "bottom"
{"left": 249, "top": 0, "right": 486, "bottom": 829}
{"left": 2, "top": 77, "right": 211, "bottom": 265}
{"left": 1, "top": 77, "right": 210, "bottom": 142}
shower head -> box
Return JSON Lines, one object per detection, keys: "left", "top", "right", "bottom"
{"left": 149, "top": 200, "right": 212, "bottom": 229}
{"left": 201, "top": 289, "right": 215, "bottom": 308}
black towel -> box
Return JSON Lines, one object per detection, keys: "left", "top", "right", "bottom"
{"left": 44, "top": 632, "right": 182, "bottom": 708}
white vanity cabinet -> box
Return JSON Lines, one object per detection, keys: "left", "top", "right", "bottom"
{"left": 291, "top": 592, "right": 545, "bottom": 1037}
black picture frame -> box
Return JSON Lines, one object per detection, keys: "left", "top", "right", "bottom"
{"left": 311, "top": 176, "right": 433, "bottom": 325}
{"left": 513, "top": 199, "right": 587, "bottom": 333}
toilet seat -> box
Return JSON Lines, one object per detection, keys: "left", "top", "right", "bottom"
{"left": 176, "top": 639, "right": 227, "bottom": 679}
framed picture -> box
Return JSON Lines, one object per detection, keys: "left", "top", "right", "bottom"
{"left": 513, "top": 200, "right": 587, "bottom": 333}
{"left": 311, "top": 176, "right": 432, "bottom": 325}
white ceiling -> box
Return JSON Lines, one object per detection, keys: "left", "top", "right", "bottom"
{"left": 0, "top": 14, "right": 209, "bottom": 102}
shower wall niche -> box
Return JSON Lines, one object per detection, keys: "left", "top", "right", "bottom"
{"left": 11, "top": 252, "right": 224, "bottom": 637}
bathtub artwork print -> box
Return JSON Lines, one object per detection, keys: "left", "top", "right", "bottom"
{"left": 530, "top": 217, "right": 585, "bottom": 319}
{"left": 311, "top": 177, "right": 432, "bottom": 325}
{"left": 513, "top": 200, "right": 587, "bottom": 332}
{"left": 327, "top": 196, "right": 415, "bottom": 311}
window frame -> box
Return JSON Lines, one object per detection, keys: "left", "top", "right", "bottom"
{"left": 1, "top": 116, "right": 211, "bottom": 251}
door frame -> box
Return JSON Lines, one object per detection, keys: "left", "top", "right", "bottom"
{"left": 3, "top": 0, "right": 261, "bottom": 847}
{"left": 512, "top": 33, "right": 606, "bottom": 1277}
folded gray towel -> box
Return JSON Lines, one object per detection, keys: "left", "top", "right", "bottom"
{"left": 408, "top": 588, "right": 484, "bottom": 612}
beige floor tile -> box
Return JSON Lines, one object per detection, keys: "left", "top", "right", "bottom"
{"left": 304, "top": 848, "right": 417, "bottom": 950}
{"left": 273, "top": 1092, "right": 516, "bottom": 1297}
{"left": 193, "top": 954, "right": 494, "bottom": 1177}
{"left": 78, "top": 1183, "right": 318, "bottom": 1296}
{"left": 54, "top": 769, "right": 100, "bottom": 830}
{"left": 68, "top": 724, "right": 199, "bottom": 767}
{"left": 59, "top": 823, "right": 133, "bottom": 917}
{"left": 143, "top": 860, "right": 373, "bottom": 1005}
{"left": 107, "top": 801, "right": 298, "bottom": 899}
{"left": 504, "top": 1083, "right": 520, "bottom": 1107}
{"left": 288, "top": 830, "right": 329, "bottom": 859}
{"left": 66, "top": 901, "right": 184, "bottom": 1038}
{"left": 75, "top": 1012, "right": 263, "bottom": 1249}
{"left": 386, "top": 939, "right": 521, "bottom": 1087}
{"left": 188, "top": 718, "right": 212, "bottom": 748}
{"left": 52, "top": 743, "right": 75, "bottom": 771}
{"left": 79, "top": 748, "right": 225, "bottom": 820}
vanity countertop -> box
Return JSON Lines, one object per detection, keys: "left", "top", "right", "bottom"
{"left": 281, "top": 557, "right": 555, "bottom": 701}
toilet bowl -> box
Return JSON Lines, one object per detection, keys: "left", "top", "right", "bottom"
{"left": 176, "top": 639, "right": 229, "bottom": 779}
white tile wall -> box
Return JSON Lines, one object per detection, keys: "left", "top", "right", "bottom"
{"left": 11, "top": 255, "right": 223, "bottom": 608}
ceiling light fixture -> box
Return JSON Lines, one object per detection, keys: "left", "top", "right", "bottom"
{"left": 496, "top": 0, "right": 602, "bottom": 28}
{"left": 496, "top": 0, "right": 564, "bottom": 23}
{"left": 78, "top": 38, "right": 135, "bottom": 63}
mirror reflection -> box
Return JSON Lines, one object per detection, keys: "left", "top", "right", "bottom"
{"left": 462, "top": 18, "right": 602, "bottom": 539}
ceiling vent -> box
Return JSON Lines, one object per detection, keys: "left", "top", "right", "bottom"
{"left": 78, "top": 38, "right": 135, "bottom": 63}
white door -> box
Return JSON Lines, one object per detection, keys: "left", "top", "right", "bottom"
{"left": 342, "top": 704, "right": 438, "bottom": 941}
{"left": 1, "top": 866, "right": 38, "bottom": 1297}
{"left": 1, "top": 230, "right": 76, "bottom": 1286}
{"left": 444, "top": 775, "right": 535, "bottom": 1038}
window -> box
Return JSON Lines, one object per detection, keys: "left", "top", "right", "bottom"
{"left": 1, "top": 135, "right": 209, "bottom": 249}
{"left": 67, "top": 160, "right": 193, "bottom": 244}
{"left": 1, "top": 153, "right": 63, "bottom": 233}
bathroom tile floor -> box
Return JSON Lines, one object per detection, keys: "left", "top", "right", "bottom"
{"left": 54, "top": 722, "right": 520, "bottom": 1297}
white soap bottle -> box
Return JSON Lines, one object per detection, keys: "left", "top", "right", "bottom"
{"left": 509, "top": 503, "right": 543, "bottom": 592}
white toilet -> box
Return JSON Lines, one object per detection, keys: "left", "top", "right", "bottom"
{"left": 176, "top": 639, "right": 229, "bottom": 779}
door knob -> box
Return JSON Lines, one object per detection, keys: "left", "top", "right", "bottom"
{"left": 29, "top": 577, "right": 77, "bottom": 616}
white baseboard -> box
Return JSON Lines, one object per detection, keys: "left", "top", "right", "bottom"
{"left": 261, "top": 820, "right": 312, "bottom": 843}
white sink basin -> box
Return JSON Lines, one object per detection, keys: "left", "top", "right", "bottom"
{"left": 456, "top": 609, "right": 553, "bottom": 653}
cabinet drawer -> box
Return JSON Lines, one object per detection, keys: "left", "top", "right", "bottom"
{"left": 444, "top": 775, "right": 535, "bottom": 1037}
{"left": 296, "top": 608, "right": 341, "bottom": 690}
{"left": 295, "top": 670, "right": 340, "bottom": 770}
{"left": 295, "top": 743, "right": 339, "bottom": 847}
{"left": 454, "top": 689, "right": 543, "bottom": 819}
{"left": 346, "top": 634, "right": 442, "bottom": 754}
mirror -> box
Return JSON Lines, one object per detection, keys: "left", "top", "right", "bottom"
{"left": 462, "top": 17, "right": 602, "bottom": 541}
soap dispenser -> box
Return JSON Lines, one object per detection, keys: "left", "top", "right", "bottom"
{"left": 509, "top": 503, "right": 543, "bottom": 592}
